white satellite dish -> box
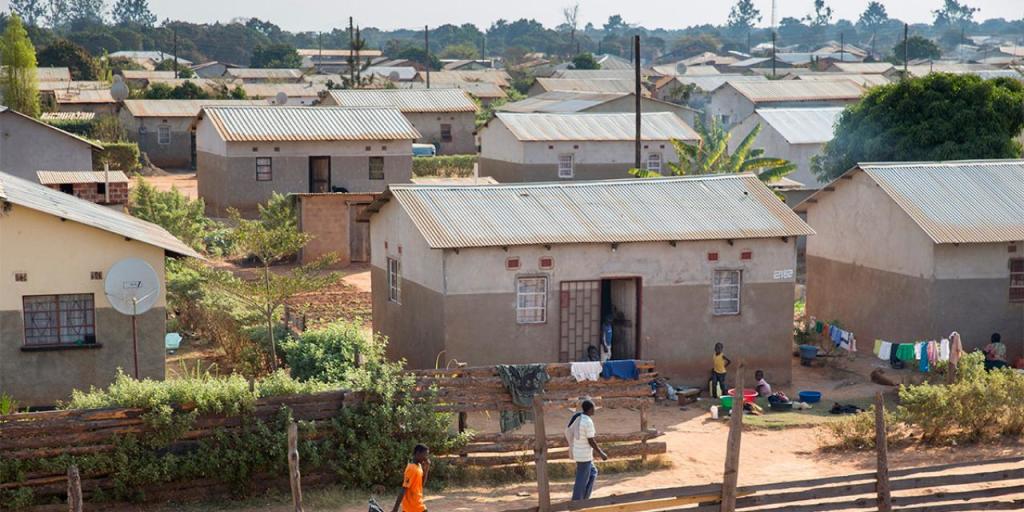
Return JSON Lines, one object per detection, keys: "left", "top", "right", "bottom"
{"left": 675, "top": 62, "right": 688, "bottom": 76}
{"left": 275, "top": 91, "right": 289, "bottom": 105}
{"left": 105, "top": 258, "right": 161, "bottom": 379}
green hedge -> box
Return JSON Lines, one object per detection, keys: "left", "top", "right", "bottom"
{"left": 94, "top": 141, "right": 142, "bottom": 174}
{"left": 412, "top": 154, "right": 477, "bottom": 177}
{"left": 44, "top": 118, "right": 95, "bottom": 137}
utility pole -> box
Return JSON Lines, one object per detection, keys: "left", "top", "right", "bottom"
{"left": 633, "top": 35, "right": 641, "bottom": 171}
{"left": 771, "top": 32, "right": 777, "bottom": 78}
{"left": 172, "top": 28, "right": 178, "bottom": 78}
{"left": 840, "top": 32, "right": 845, "bottom": 62}
{"left": 349, "top": 17, "right": 355, "bottom": 85}
{"left": 903, "top": 23, "right": 909, "bottom": 78}
{"left": 629, "top": 36, "right": 634, "bottom": 64}
{"left": 424, "top": 26, "right": 431, "bottom": 88}
{"left": 318, "top": 32, "right": 323, "bottom": 73}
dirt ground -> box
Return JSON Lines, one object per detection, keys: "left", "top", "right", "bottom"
{"left": 137, "top": 170, "right": 198, "bottom": 199}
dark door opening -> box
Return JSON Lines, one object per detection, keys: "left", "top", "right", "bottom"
{"left": 190, "top": 132, "right": 197, "bottom": 170}
{"left": 558, "top": 277, "right": 641, "bottom": 362}
{"left": 348, "top": 203, "right": 371, "bottom": 263}
{"left": 309, "top": 156, "right": 331, "bottom": 193}
{"left": 601, "top": 277, "right": 640, "bottom": 360}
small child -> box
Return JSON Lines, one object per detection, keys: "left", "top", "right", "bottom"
{"left": 391, "top": 444, "right": 429, "bottom": 512}
{"left": 754, "top": 370, "right": 772, "bottom": 397}
{"left": 710, "top": 342, "right": 731, "bottom": 398}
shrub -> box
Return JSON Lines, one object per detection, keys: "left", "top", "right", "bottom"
{"left": 44, "top": 118, "right": 94, "bottom": 136}
{"left": 95, "top": 141, "right": 142, "bottom": 174}
{"left": 90, "top": 114, "right": 128, "bottom": 143}
{"left": 412, "top": 154, "right": 478, "bottom": 177}
{"left": 0, "top": 393, "right": 18, "bottom": 415}
{"left": 128, "top": 180, "right": 210, "bottom": 252}
{"left": 281, "top": 321, "right": 376, "bottom": 384}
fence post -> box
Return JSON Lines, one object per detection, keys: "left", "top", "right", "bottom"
{"left": 639, "top": 402, "right": 649, "bottom": 464}
{"left": 720, "top": 360, "right": 744, "bottom": 512}
{"left": 874, "top": 392, "right": 892, "bottom": 512}
{"left": 533, "top": 395, "right": 551, "bottom": 512}
{"left": 67, "top": 465, "right": 82, "bottom": 512}
{"left": 288, "top": 421, "right": 304, "bottom": 512}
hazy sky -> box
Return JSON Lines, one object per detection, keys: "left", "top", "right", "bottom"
{"left": 3, "top": 0, "right": 1023, "bottom": 32}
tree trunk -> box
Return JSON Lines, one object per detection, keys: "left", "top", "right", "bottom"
{"left": 264, "top": 267, "right": 278, "bottom": 371}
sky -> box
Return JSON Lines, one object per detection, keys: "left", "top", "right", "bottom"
{"left": 3, "top": 0, "right": 1023, "bottom": 32}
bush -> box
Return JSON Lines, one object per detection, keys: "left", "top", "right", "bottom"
{"left": 128, "top": 180, "right": 210, "bottom": 252}
{"left": 44, "top": 118, "right": 95, "bottom": 136}
{"left": 281, "top": 321, "right": 376, "bottom": 384}
{"left": 95, "top": 141, "right": 142, "bottom": 174}
{"left": 412, "top": 154, "right": 478, "bottom": 177}
{"left": 90, "top": 114, "right": 128, "bottom": 143}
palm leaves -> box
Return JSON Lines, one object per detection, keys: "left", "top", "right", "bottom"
{"left": 631, "top": 117, "right": 795, "bottom": 182}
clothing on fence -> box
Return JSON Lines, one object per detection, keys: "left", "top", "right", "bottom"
{"left": 950, "top": 332, "right": 964, "bottom": 367}
{"left": 890, "top": 343, "right": 904, "bottom": 369}
{"left": 940, "top": 338, "right": 950, "bottom": 361}
{"left": 496, "top": 364, "right": 550, "bottom": 432}
{"left": 602, "top": 360, "right": 639, "bottom": 380}
{"left": 571, "top": 362, "right": 603, "bottom": 382}
{"left": 919, "top": 342, "right": 930, "bottom": 373}
{"left": 896, "top": 343, "right": 917, "bottom": 362}
{"left": 877, "top": 341, "right": 893, "bottom": 361}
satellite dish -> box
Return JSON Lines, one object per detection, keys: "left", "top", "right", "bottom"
{"left": 105, "top": 258, "right": 160, "bottom": 316}
{"left": 110, "top": 75, "right": 129, "bottom": 102}
{"left": 675, "top": 62, "right": 688, "bottom": 76}
{"left": 388, "top": 71, "right": 400, "bottom": 81}
{"left": 275, "top": 91, "right": 289, "bottom": 105}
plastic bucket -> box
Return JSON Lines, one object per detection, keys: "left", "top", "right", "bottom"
{"left": 720, "top": 396, "right": 734, "bottom": 411}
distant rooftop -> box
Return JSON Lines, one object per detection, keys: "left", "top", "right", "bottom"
{"left": 493, "top": 112, "right": 698, "bottom": 142}
{"left": 198, "top": 106, "right": 421, "bottom": 142}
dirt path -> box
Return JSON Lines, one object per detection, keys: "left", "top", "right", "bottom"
{"left": 137, "top": 171, "right": 198, "bottom": 199}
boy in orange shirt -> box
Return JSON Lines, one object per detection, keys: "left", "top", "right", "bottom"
{"left": 392, "top": 444, "right": 430, "bottom": 512}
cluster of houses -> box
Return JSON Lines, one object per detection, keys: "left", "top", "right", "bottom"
{"left": 4, "top": 42, "right": 1024, "bottom": 408}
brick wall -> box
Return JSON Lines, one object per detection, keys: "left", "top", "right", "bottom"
{"left": 46, "top": 182, "right": 129, "bottom": 205}
{"left": 297, "top": 193, "right": 376, "bottom": 267}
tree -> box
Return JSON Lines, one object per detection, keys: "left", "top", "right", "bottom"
{"left": 154, "top": 57, "right": 194, "bottom": 78}
{"left": 933, "top": 0, "right": 979, "bottom": 28}
{"left": 891, "top": 35, "right": 941, "bottom": 63}
{"left": 0, "top": 15, "right": 41, "bottom": 118}
{"left": 571, "top": 52, "right": 600, "bottom": 70}
{"left": 203, "top": 204, "right": 340, "bottom": 372}
{"left": 631, "top": 117, "right": 795, "bottom": 183}
{"left": 111, "top": 0, "right": 156, "bottom": 27}
{"left": 10, "top": 0, "right": 47, "bottom": 26}
{"left": 812, "top": 74, "right": 1024, "bottom": 181}
{"left": 857, "top": 1, "right": 888, "bottom": 54}
{"left": 727, "top": 0, "right": 761, "bottom": 35}
{"left": 142, "top": 80, "right": 209, "bottom": 100}
{"left": 562, "top": 3, "right": 580, "bottom": 49}
{"left": 438, "top": 42, "right": 479, "bottom": 60}
{"left": 128, "top": 179, "right": 209, "bottom": 252}
{"left": 804, "top": 0, "right": 833, "bottom": 28}
{"left": 229, "top": 85, "right": 247, "bottom": 99}
{"left": 250, "top": 43, "right": 300, "bottom": 68}
{"left": 602, "top": 14, "right": 626, "bottom": 33}
{"left": 37, "top": 39, "right": 100, "bottom": 80}
{"left": 68, "top": 0, "right": 106, "bottom": 25}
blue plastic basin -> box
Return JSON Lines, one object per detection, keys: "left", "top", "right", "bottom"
{"left": 798, "top": 391, "right": 822, "bottom": 403}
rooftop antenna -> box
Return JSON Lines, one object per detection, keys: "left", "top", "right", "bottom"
{"left": 104, "top": 259, "right": 161, "bottom": 380}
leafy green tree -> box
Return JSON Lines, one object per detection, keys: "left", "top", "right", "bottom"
{"left": 128, "top": 179, "right": 210, "bottom": 251}
{"left": 891, "top": 35, "right": 941, "bottom": 63}
{"left": 10, "top": 0, "right": 47, "bottom": 26}
{"left": 933, "top": 0, "right": 979, "bottom": 28}
{"left": 0, "top": 15, "right": 41, "bottom": 118}
{"left": 602, "top": 14, "right": 626, "bottom": 32}
{"left": 38, "top": 38, "right": 99, "bottom": 79}
{"left": 154, "top": 57, "right": 194, "bottom": 77}
{"left": 111, "top": 0, "right": 155, "bottom": 27}
{"left": 142, "top": 80, "right": 209, "bottom": 99}
{"left": 45, "top": 0, "right": 71, "bottom": 27}
{"left": 69, "top": 0, "right": 106, "bottom": 25}
{"left": 857, "top": 1, "right": 888, "bottom": 54}
{"left": 438, "top": 42, "right": 479, "bottom": 60}
{"left": 250, "top": 43, "right": 300, "bottom": 68}
{"left": 229, "top": 85, "right": 247, "bottom": 99}
{"left": 804, "top": 0, "right": 833, "bottom": 27}
{"left": 631, "top": 117, "right": 795, "bottom": 183}
{"left": 812, "top": 74, "right": 1024, "bottom": 181}
{"left": 727, "top": 0, "right": 761, "bottom": 35}
{"left": 571, "top": 52, "right": 600, "bottom": 70}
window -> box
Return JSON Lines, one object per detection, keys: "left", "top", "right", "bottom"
{"left": 157, "top": 125, "right": 171, "bottom": 145}
{"left": 712, "top": 270, "right": 741, "bottom": 316}
{"left": 516, "top": 276, "right": 548, "bottom": 324}
{"left": 646, "top": 153, "right": 663, "bottom": 174}
{"left": 369, "top": 156, "right": 385, "bottom": 180}
{"left": 23, "top": 294, "right": 95, "bottom": 346}
{"left": 557, "top": 154, "right": 574, "bottom": 178}
{"left": 59, "top": 184, "right": 74, "bottom": 194}
{"left": 718, "top": 114, "right": 731, "bottom": 126}
{"left": 1011, "top": 259, "right": 1024, "bottom": 303}
{"left": 256, "top": 157, "right": 272, "bottom": 181}
{"left": 387, "top": 257, "right": 401, "bottom": 304}
{"left": 440, "top": 123, "right": 453, "bottom": 143}
{"left": 96, "top": 182, "right": 106, "bottom": 195}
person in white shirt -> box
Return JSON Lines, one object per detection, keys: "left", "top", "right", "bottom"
{"left": 755, "top": 370, "right": 772, "bottom": 397}
{"left": 568, "top": 400, "right": 607, "bottom": 501}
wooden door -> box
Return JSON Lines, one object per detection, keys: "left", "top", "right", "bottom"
{"left": 309, "top": 156, "right": 331, "bottom": 193}
{"left": 609, "top": 278, "right": 638, "bottom": 360}
{"left": 348, "top": 203, "right": 371, "bottom": 263}
{"left": 559, "top": 280, "right": 600, "bottom": 362}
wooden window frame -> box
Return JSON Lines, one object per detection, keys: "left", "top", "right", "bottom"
{"left": 369, "top": 156, "right": 385, "bottom": 180}
{"left": 712, "top": 269, "right": 742, "bottom": 316}
{"left": 387, "top": 257, "right": 401, "bottom": 304}
{"left": 516, "top": 276, "right": 548, "bottom": 324}
{"left": 22, "top": 293, "right": 96, "bottom": 347}
{"left": 1011, "top": 258, "right": 1024, "bottom": 303}
{"left": 256, "top": 157, "right": 273, "bottom": 181}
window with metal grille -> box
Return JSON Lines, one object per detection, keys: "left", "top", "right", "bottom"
{"left": 387, "top": 257, "right": 401, "bottom": 304}
{"left": 558, "top": 154, "right": 574, "bottom": 178}
{"left": 516, "top": 276, "right": 547, "bottom": 324}
{"left": 440, "top": 123, "right": 453, "bottom": 143}
{"left": 23, "top": 294, "right": 95, "bottom": 346}
{"left": 712, "top": 270, "right": 741, "bottom": 316}
{"left": 646, "top": 153, "right": 663, "bottom": 174}
{"left": 1011, "top": 259, "right": 1024, "bottom": 303}
{"left": 369, "top": 156, "right": 385, "bottom": 180}
{"left": 157, "top": 125, "right": 171, "bottom": 145}
{"left": 256, "top": 157, "right": 272, "bottom": 181}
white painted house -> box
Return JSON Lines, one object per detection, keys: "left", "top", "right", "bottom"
{"left": 707, "top": 80, "right": 862, "bottom": 128}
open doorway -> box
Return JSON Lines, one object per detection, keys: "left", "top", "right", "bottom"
{"left": 601, "top": 278, "right": 640, "bottom": 360}
{"left": 558, "top": 277, "right": 640, "bottom": 362}
{"left": 309, "top": 156, "right": 331, "bottom": 193}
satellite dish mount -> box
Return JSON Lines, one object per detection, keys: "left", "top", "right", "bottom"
{"left": 105, "top": 259, "right": 161, "bottom": 379}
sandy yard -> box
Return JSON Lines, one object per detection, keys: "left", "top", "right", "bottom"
{"left": 137, "top": 170, "right": 198, "bottom": 199}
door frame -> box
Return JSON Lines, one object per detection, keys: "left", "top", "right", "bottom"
{"left": 308, "top": 156, "right": 331, "bottom": 193}
{"left": 601, "top": 275, "right": 643, "bottom": 360}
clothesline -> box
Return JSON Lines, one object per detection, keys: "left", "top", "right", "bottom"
{"left": 808, "top": 316, "right": 857, "bottom": 353}
{"left": 872, "top": 332, "right": 965, "bottom": 373}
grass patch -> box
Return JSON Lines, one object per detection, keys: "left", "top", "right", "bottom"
{"left": 445, "top": 456, "right": 671, "bottom": 487}
{"left": 701, "top": 398, "right": 879, "bottom": 430}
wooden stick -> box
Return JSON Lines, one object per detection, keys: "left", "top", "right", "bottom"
{"left": 875, "top": 392, "right": 892, "bottom": 512}
{"left": 533, "top": 395, "right": 550, "bottom": 512}
{"left": 720, "top": 360, "right": 744, "bottom": 512}
{"left": 639, "top": 403, "right": 649, "bottom": 464}
{"left": 288, "top": 422, "right": 303, "bottom": 512}
{"left": 67, "top": 465, "right": 82, "bottom": 512}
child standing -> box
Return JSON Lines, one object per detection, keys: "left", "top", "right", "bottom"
{"left": 711, "top": 342, "right": 731, "bottom": 398}
{"left": 392, "top": 444, "right": 429, "bottom": 512}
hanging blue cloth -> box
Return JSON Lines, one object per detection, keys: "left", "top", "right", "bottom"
{"left": 919, "top": 343, "right": 930, "bottom": 373}
{"left": 601, "top": 360, "right": 639, "bottom": 380}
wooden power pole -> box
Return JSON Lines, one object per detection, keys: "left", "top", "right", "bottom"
{"left": 633, "top": 34, "right": 641, "bottom": 170}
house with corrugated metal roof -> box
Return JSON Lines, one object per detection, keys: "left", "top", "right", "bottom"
{"left": 478, "top": 112, "right": 699, "bottom": 183}
{"left": 706, "top": 80, "right": 862, "bottom": 128}
{"left": 361, "top": 176, "right": 813, "bottom": 382}
{"left": 321, "top": 89, "right": 478, "bottom": 155}
{"left": 0, "top": 107, "right": 100, "bottom": 182}
{"left": 118, "top": 99, "right": 269, "bottom": 169}
{"left": 528, "top": 77, "right": 644, "bottom": 96}
{"left": 36, "top": 170, "right": 130, "bottom": 205}
{"left": 0, "top": 171, "right": 199, "bottom": 407}
{"left": 224, "top": 68, "right": 305, "bottom": 83}
{"left": 498, "top": 92, "right": 698, "bottom": 127}
{"left": 798, "top": 160, "right": 1024, "bottom": 362}
{"left": 194, "top": 106, "right": 420, "bottom": 215}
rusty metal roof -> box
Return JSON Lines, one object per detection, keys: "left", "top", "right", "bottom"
{"left": 36, "top": 170, "right": 130, "bottom": 184}
{"left": 54, "top": 88, "right": 115, "bottom": 104}
{"left": 326, "top": 89, "right": 478, "bottom": 113}
{"left": 122, "top": 99, "right": 268, "bottom": 117}
{"left": 534, "top": 77, "right": 638, "bottom": 94}
{"left": 120, "top": 70, "right": 176, "bottom": 80}
{"left": 0, "top": 171, "right": 199, "bottom": 258}
{"left": 494, "top": 112, "right": 699, "bottom": 142}
{"left": 36, "top": 67, "right": 71, "bottom": 81}
{"left": 799, "top": 160, "right": 1024, "bottom": 244}
{"left": 225, "top": 68, "right": 304, "bottom": 80}
{"left": 240, "top": 82, "right": 326, "bottom": 98}
{"left": 365, "top": 175, "right": 814, "bottom": 249}
{"left": 726, "top": 80, "right": 864, "bottom": 103}
{"left": 199, "top": 106, "right": 421, "bottom": 142}
{"left": 796, "top": 74, "right": 892, "bottom": 88}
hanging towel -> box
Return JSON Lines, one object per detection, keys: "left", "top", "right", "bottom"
{"left": 878, "top": 341, "right": 892, "bottom": 361}
{"left": 927, "top": 341, "right": 938, "bottom": 365}
{"left": 497, "top": 364, "right": 551, "bottom": 432}
{"left": 939, "top": 338, "right": 950, "bottom": 361}
{"left": 874, "top": 339, "right": 883, "bottom": 356}
{"left": 919, "top": 342, "right": 930, "bottom": 373}
{"left": 830, "top": 326, "right": 843, "bottom": 346}
{"left": 950, "top": 332, "right": 964, "bottom": 367}
{"left": 839, "top": 331, "right": 853, "bottom": 351}
{"left": 601, "top": 360, "right": 639, "bottom": 380}
{"left": 850, "top": 336, "right": 858, "bottom": 353}
{"left": 571, "top": 361, "right": 603, "bottom": 382}
{"left": 890, "top": 343, "right": 902, "bottom": 366}
{"left": 896, "top": 343, "right": 917, "bottom": 362}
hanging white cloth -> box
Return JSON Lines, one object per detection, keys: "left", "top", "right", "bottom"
{"left": 571, "top": 361, "right": 602, "bottom": 382}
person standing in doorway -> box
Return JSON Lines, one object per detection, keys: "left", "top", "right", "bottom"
{"left": 391, "top": 444, "right": 429, "bottom": 512}
{"left": 601, "top": 314, "right": 614, "bottom": 362}
{"left": 568, "top": 400, "right": 607, "bottom": 501}
{"left": 711, "top": 342, "right": 731, "bottom": 398}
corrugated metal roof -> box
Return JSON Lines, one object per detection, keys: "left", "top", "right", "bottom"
{"left": 36, "top": 67, "right": 71, "bottom": 81}
{"left": 668, "top": 74, "right": 767, "bottom": 92}
{"left": 551, "top": 69, "right": 636, "bottom": 80}
{"left": 495, "top": 112, "right": 699, "bottom": 142}
{"left": 121, "top": 70, "right": 176, "bottom": 80}
{"left": 368, "top": 176, "right": 813, "bottom": 249}
{"left": 326, "top": 89, "right": 477, "bottom": 113}
{"left": 829, "top": 62, "right": 895, "bottom": 74}
{"left": 0, "top": 171, "right": 198, "bottom": 258}
{"left": 395, "top": 81, "right": 506, "bottom": 99}
{"left": 225, "top": 68, "right": 304, "bottom": 80}
{"left": 122, "top": 99, "right": 269, "bottom": 117}
{"left": 54, "top": 89, "right": 115, "bottom": 104}
{"left": 726, "top": 80, "right": 864, "bottom": 103}
{"left": 498, "top": 91, "right": 629, "bottom": 113}
{"left": 796, "top": 74, "right": 892, "bottom": 87}
{"left": 800, "top": 160, "right": 1024, "bottom": 244}
{"left": 419, "top": 70, "right": 511, "bottom": 88}
{"left": 905, "top": 63, "right": 997, "bottom": 77}
{"left": 240, "top": 82, "right": 326, "bottom": 98}
{"left": 363, "top": 66, "right": 419, "bottom": 81}
{"left": 109, "top": 51, "right": 192, "bottom": 65}
{"left": 200, "top": 106, "right": 421, "bottom": 142}
{"left": 37, "top": 80, "right": 107, "bottom": 92}
{"left": 40, "top": 111, "right": 97, "bottom": 122}
{"left": 534, "top": 78, "right": 638, "bottom": 94}
{"left": 297, "top": 48, "right": 383, "bottom": 58}
{"left": 0, "top": 107, "right": 102, "bottom": 150}
{"left": 36, "top": 170, "right": 130, "bottom": 184}
{"left": 754, "top": 107, "right": 845, "bottom": 145}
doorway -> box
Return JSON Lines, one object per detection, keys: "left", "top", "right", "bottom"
{"left": 348, "top": 203, "right": 371, "bottom": 263}
{"left": 309, "top": 156, "right": 331, "bottom": 193}
{"left": 601, "top": 278, "right": 640, "bottom": 360}
{"left": 558, "top": 277, "right": 641, "bottom": 362}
